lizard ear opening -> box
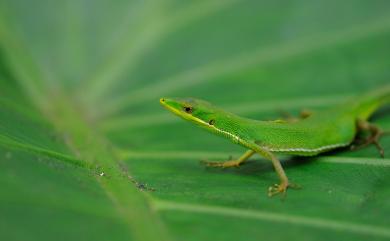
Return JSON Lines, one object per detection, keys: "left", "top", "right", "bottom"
{"left": 209, "top": 119, "right": 215, "bottom": 125}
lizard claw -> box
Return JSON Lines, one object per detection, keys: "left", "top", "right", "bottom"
{"left": 353, "top": 120, "right": 387, "bottom": 158}
{"left": 351, "top": 129, "right": 385, "bottom": 158}
{"left": 268, "top": 182, "right": 301, "bottom": 198}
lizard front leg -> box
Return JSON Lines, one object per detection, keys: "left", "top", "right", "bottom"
{"left": 201, "top": 150, "right": 255, "bottom": 168}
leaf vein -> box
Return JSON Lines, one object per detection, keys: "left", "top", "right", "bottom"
{"left": 153, "top": 200, "right": 390, "bottom": 238}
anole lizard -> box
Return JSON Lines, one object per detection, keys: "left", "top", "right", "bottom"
{"left": 160, "top": 86, "right": 389, "bottom": 197}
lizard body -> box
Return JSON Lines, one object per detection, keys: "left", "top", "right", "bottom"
{"left": 160, "top": 86, "right": 389, "bottom": 196}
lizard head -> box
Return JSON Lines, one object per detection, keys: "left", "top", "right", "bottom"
{"left": 159, "top": 97, "right": 222, "bottom": 129}
{"left": 160, "top": 97, "right": 253, "bottom": 146}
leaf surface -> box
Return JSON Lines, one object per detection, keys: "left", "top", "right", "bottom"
{"left": 0, "top": 1, "right": 389, "bottom": 241}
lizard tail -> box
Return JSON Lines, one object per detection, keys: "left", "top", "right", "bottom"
{"left": 352, "top": 84, "right": 390, "bottom": 120}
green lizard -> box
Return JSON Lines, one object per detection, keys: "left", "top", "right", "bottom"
{"left": 160, "top": 86, "right": 390, "bottom": 197}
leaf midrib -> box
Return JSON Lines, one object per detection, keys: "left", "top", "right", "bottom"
{"left": 0, "top": 19, "right": 173, "bottom": 241}
{"left": 40, "top": 95, "right": 172, "bottom": 241}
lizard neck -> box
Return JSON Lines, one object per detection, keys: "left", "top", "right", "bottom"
{"left": 209, "top": 112, "right": 258, "bottom": 146}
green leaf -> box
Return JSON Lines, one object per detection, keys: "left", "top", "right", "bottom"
{"left": 0, "top": 1, "right": 390, "bottom": 241}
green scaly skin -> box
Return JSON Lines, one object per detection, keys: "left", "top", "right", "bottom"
{"left": 160, "top": 86, "right": 390, "bottom": 197}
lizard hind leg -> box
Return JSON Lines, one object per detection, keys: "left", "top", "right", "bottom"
{"left": 351, "top": 119, "right": 386, "bottom": 158}
{"left": 278, "top": 109, "right": 313, "bottom": 123}
{"left": 201, "top": 150, "right": 255, "bottom": 168}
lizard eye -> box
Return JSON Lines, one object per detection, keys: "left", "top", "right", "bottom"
{"left": 209, "top": 119, "right": 215, "bottom": 125}
{"left": 184, "top": 106, "right": 193, "bottom": 113}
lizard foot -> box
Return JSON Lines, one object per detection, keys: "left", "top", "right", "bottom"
{"left": 351, "top": 128, "right": 385, "bottom": 158}
{"left": 200, "top": 159, "right": 243, "bottom": 168}
{"left": 268, "top": 182, "right": 301, "bottom": 198}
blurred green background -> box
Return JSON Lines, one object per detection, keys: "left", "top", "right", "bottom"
{"left": 0, "top": 1, "right": 389, "bottom": 241}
